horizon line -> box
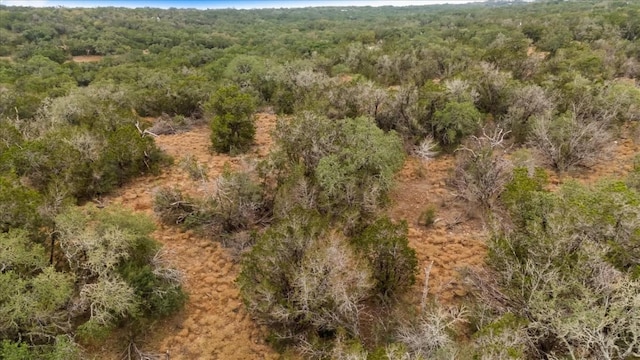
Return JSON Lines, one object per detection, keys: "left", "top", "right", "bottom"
{"left": 0, "top": 0, "right": 518, "bottom": 10}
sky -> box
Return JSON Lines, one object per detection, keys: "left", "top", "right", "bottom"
{"left": 0, "top": 0, "right": 492, "bottom": 9}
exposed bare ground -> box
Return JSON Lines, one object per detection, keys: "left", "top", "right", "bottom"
{"left": 71, "top": 55, "right": 104, "bottom": 63}
{"left": 388, "top": 156, "right": 487, "bottom": 304}
{"left": 89, "top": 113, "right": 639, "bottom": 358}
{"left": 90, "top": 114, "right": 278, "bottom": 359}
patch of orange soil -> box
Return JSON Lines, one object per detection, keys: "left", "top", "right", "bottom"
{"left": 546, "top": 127, "right": 639, "bottom": 188}
{"left": 91, "top": 113, "right": 278, "bottom": 359}
{"left": 71, "top": 55, "right": 104, "bottom": 63}
{"left": 527, "top": 45, "right": 549, "bottom": 60}
{"left": 388, "top": 156, "right": 487, "bottom": 304}
{"left": 390, "top": 128, "right": 640, "bottom": 307}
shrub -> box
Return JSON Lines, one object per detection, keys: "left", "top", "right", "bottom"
{"left": 96, "top": 125, "right": 166, "bottom": 194}
{"left": 529, "top": 111, "right": 612, "bottom": 172}
{"left": 208, "top": 166, "right": 266, "bottom": 233}
{"left": 0, "top": 174, "right": 43, "bottom": 232}
{"left": 396, "top": 306, "right": 466, "bottom": 359}
{"left": 179, "top": 154, "right": 209, "bottom": 182}
{"left": 55, "top": 206, "right": 185, "bottom": 336}
{"left": 205, "top": 84, "right": 256, "bottom": 154}
{"left": 431, "top": 101, "right": 483, "bottom": 149}
{"left": 418, "top": 205, "right": 437, "bottom": 228}
{"left": 238, "top": 210, "right": 373, "bottom": 343}
{"left": 469, "top": 180, "right": 640, "bottom": 359}
{"left": 273, "top": 113, "right": 405, "bottom": 227}
{"left": 501, "top": 84, "right": 554, "bottom": 144}
{"left": 153, "top": 187, "right": 199, "bottom": 226}
{"left": 451, "top": 129, "right": 513, "bottom": 210}
{"left": 352, "top": 217, "right": 417, "bottom": 300}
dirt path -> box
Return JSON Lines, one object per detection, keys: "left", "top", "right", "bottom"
{"left": 388, "top": 156, "right": 487, "bottom": 304}
{"left": 92, "top": 114, "right": 278, "bottom": 359}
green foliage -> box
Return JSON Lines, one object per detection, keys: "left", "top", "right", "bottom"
{"left": 501, "top": 167, "right": 549, "bottom": 230}
{"left": 206, "top": 84, "right": 257, "bottom": 154}
{"left": 477, "top": 180, "right": 640, "bottom": 358}
{"left": 418, "top": 205, "right": 437, "bottom": 228}
{"left": 0, "top": 336, "right": 80, "bottom": 360}
{"left": 238, "top": 210, "right": 372, "bottom": 343}
{"left": 1, "top": 85, "right": 167, "bottom": 201}
{"left": 3, "top": 1, "right": 640, "bottom": 357}
{"left": 0, "top": 268, "right": 74, "bottom": 343}
{"left": 431, "top": 101, "right": 482, "bottom": 149}
{"left": 55, "top": 206, "right": 184, "bottom": 338}
{"left": 0, "top": 175, "right": 43, "bottom": 232}
{"left": 0, "top": 229, "right": 47, "bottom": 275}
{"left": 352, "top": 217, "right": 417, "bottom": 300}
{"left": 0, "top": 340, "right": 31, "bottom": 360}
{"left": 273, "top": 113, "right": 405, "bottom": 226}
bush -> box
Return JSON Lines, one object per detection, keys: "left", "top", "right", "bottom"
{"left": 238, "top": 210, "right": 373, "bottom": 343}
{"left": 208, "top": 165, "right": 267, "bottom": 233}
{"left": 469, "top": 180, "right": 640, "bottom": 359}
{"left": 55, "top": 206, "right": 185, "bottom": 336}
{"left": 206, "top": 84, "right": 256, "bottom": 154}
{"left": 352, "top": 217, "right": 417, "bottom": 300}
{"left": 272, "top": 113, "right": 405, "bottom": 227}
{"left": 451, "top": 129, "right": 513, "bottom": 210}
{"left": 153, "top": 187, "right": 199, "bottom": 226}
{"left": 0, "top": 174, "right": 43, "bottom": 232}
{"left": 396, "top": 306, "right": 466, "bottom": 359}
{"left": 431, "top": 101, "right": 483, "bottom": 149}
{"left": 418, "top": 205, "right": 437, "bottom": 228}
{"left": 529, "top": 111, "right": 612, "bottom": 172}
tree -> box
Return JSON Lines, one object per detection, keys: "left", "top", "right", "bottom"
{"left": 352, "top": 217, "right": 417, "bottom": 300}
{"left": 272, "top": 112, "right": 405, "bottom": 227}
{"left": 468, "top": 179, "right": 640, "bottom": 359}
{"left": 431, "top": 101, "right": 483, "bottom": 149}
{"left": 205, "top": 84, "right": 257, "bottom": 154}
{"left": 238, "top": 210, "right": 373, "bottom": 344}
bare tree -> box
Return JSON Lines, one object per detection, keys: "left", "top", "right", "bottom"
{"left": 529, "top": 110, "right": 612, "bottom": 172}
{"left": 452, "top": 127, "right": 513, "bottom": 209}
{"left": 414, "top": 136, "right": 439, "bottom": 164}
{"left": 396, "top": 306, "right": 466, "bottom": 359}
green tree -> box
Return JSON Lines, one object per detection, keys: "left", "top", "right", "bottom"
{"left": 431, "top": 101, "right": 482, "bottom": 149}
{"left": 352, "top": 217, "right": 417, "bottom": 300}
{"left": 272, "top": 112, "right": 405, "bottom": 226}
{"left": 205, "top": 84, "right": 256, "bottom": 154}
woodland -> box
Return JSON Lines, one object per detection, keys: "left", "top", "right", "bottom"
{"left": 1, "top": 0, "right": 640, "bottom": 359}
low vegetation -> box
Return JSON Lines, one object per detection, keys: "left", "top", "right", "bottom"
{"left": 2, "top": 0, "right": 640, "bottom": 358}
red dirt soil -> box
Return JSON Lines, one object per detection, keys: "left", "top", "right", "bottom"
{"left": 89, "top": 113, "right": 639, "bottom": 359}
{"left": 91, "top": 114, "right": 278, "bottom": 359}
{"left": 388, "top": 156, "right": 487, "bottom": 304}
{"left": 71, "top": 55, "right": 104, "bottom": 63}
